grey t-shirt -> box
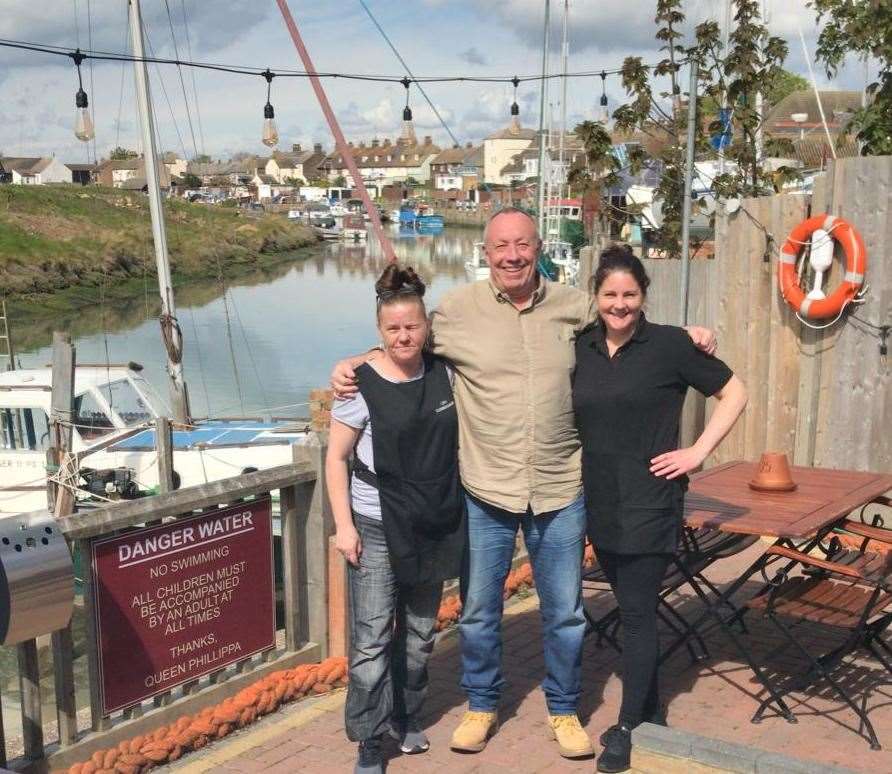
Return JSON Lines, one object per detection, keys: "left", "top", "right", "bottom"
{"left": 331, "top": 362, "right": 452, "bottom": 520}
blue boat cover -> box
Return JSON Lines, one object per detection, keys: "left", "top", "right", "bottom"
{"left": 109, "top": 420, "right": 303, "bottom": 451}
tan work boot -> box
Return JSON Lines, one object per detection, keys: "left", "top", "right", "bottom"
{"left": 548, "top": 713, "right": 594, "bottom": 758}
{"left": 450, "top": 710, "right": 499, "bottom": 752}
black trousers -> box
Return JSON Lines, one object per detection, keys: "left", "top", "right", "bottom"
{"left": 596, "top": 550, "right": 673, "bottom": 727}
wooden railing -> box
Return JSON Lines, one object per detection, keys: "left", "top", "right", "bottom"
{"left": 1, "top": 439, "right": 331, "bottom": 773}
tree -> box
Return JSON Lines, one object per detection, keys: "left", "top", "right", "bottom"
{"left": 192, "top": 154, "right": 212, "bottom": 164}
{"left": 575, "top": 0, "right": 797, "bottom": 258}
{"left": 333, "top": 175, "right": 347, "bottom": 188}
{"left": 182, "top": 173, "right": 202, "bottom": 189}
{"left": 809, "top": 0, "right": 892, "bottom": 155}
{"left": 765, "top": 69, "right": 809, "bottom": 108}
{"left": 110, "top": 146, "right": 137, "bottom": 160}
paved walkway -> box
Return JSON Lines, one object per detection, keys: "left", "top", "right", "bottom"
{"left": 165, "top": 542, "right": 892, "bottom": 773}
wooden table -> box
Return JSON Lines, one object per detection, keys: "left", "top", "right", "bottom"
{"left": 684, "top": 461, "right": 892, "bottom": 539}
{"left": 663, "top": 461, "right": 892, "bottom": 720}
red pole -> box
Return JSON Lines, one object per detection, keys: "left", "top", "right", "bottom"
{"left": 275, "top": 0, "right": 398, "bottom": 264}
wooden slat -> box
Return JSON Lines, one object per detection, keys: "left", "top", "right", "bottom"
{"left": 16, "top": 639, "right": 43, "bottom": 760}
{"left": 684, "top": 462, "right": 892, "bottom": 537}
{"left": 51, "top": 625, "right": 78, "bottom": 746}
{"left": 57, "top": 463, "right": 315, "bottom": 539}
{"left": 78, "top": 539, "right": 110, "bottom": 732}
{"left": 280, "top": 482, "right": 301, "bottom": 651}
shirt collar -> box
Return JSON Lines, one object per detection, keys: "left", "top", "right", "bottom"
{"left": 591, "top": 313, "right": 649, "bottom": 355}
{"left": 488, "top": 275, "right": 547, "bottom": 308}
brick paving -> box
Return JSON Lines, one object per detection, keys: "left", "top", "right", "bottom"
{"left": 168, "top": 542, "right": 892, "bottom": 773}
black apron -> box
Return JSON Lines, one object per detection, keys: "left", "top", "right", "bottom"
{"left": 353, "top": 355, "right": 466, "bottom": 585}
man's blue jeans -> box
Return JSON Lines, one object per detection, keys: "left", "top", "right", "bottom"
{"left": 459, "top": 492, "right": 586, "bottom": 715}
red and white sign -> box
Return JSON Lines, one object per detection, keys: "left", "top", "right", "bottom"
{"left": 91, "top": 497, "right": 275, "bottom": 714}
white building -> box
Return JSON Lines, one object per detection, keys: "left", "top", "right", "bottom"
{"left": 482, "top": 126, "right": 536, "bottom": 185}
{"left": 0, "top": 156, "right": 72, "bottom": 185}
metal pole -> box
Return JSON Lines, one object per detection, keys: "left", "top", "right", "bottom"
{"left": 536, "top": 0, "right": 551, "bottom": 238}
{"left": 275, "top": 0, "right": 397, "bottom": 263}
{"left": 679, "top": 58, "right": 699, "bottom": 327}
{"left": 129, "top": 0, "right": 190, "bottom": 422}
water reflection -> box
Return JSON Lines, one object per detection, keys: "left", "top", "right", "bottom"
{"left": 13, "top": 225, "right": 481, "bottom": 418}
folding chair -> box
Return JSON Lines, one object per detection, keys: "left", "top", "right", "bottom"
{"left": 581, "top": 527, "right": 759, "bottom": 665}
{"left": 745, "top": 530, "right": 892, "bottom": 749}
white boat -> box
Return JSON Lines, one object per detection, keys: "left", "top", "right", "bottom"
{"left": 330, "top": 202, "right": 349, "bottom": 217}
{"left": 544, "top": 239, "right": 579, "bottom": 286}
{"left": 341, "top": 214, "right": 368, "bottom": 241}
{"left": 464, "top": 241, "right": 490, "bottom": 282}
{"left": 0, "top": 365, "right": 309, "bottom": 515}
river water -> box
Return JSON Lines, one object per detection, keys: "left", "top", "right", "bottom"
{"left": 14, "top": 225, "right": 481, "bottom": 417}
{"left": 0, "top": 226, "right": 481, "bottom": 749}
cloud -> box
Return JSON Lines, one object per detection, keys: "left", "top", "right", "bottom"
{"left": 460, "top": 47, "right": 487, "bottom": 66}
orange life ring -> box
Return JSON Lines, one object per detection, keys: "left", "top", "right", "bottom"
{"left": 778, "top": 214, "right": 866, "bottom": 320}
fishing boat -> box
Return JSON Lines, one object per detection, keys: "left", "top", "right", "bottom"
{"left": 398, "top": 204, "right": 417, "bottom": 226}
{"left": 341, "top": 214, "right": 368, "bottom": 241}
{"left": 0, "top": 365, "right": 308, "bottom": 515}
{"left": 464, "top": 241, "right": 490, "bottom": 282}
{"left": 415, "top": 213, "right": 444, "bottom": 230}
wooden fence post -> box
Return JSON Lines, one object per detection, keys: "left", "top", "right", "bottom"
{"left": 292, "top": 435, "right": 331, "bottom": 658}
{"left": 47, "top": 331, "right": 78, "bottom": 746}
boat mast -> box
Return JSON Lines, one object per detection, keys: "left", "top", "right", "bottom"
{"left": 128, "top": 0, "right": 191, "bottom": 422}
{"left": 536, "top": 0, "right": 551, "bottom": 239}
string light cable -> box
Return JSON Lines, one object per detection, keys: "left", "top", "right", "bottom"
{"left": 0, "top": 36, "right": 669, "bottom": 85}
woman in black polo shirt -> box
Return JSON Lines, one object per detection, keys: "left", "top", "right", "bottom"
{"left": 572, "top": 246, "right": 747, "bottom": 774}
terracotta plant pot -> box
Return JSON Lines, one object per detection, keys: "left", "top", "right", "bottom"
{"left": 749, "top": 452, "right": 797, "bottom": 492}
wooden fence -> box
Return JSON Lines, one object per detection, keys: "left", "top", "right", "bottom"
{"left": 582, "top": 155, "right": 891, "bottom": 473}
{"left": 1, "top": 440, "right": 332, "bottom": 773}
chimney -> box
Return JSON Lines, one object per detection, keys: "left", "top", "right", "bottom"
{"left": 359, "top": 141, "right": 366, "bottom": 148}
{"left": 384, "top": 138, "right": 391, "bottom": 147}
{"left": 314, "top": 142, "right": 322, "bottom": 153}
{"left": 371, "top": 138, "right": 380, "bottom": 148}
{"left": 423, "top": 135, "right": 432, "bottom": 145}
{"left": 348, "top": 141, "right": 354, "bottom": 147}
{"left": 466, "top": 141, "right": 473, "bottom": 148}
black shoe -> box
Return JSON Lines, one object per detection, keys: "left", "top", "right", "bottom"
{"left": 596, "top": 724, "right": 632, "bottom": 773}
{"left": 599, "top": 714, "right": 666, "bottom": 746}
{"left": 355, "top": 735, "right": 384, "bottom": 774}
{"left": 388, "top": 717, "right": 430, "bottom": 754}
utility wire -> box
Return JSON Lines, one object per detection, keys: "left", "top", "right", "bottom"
{"left": 357, "top": 0, "right": 459, "bottom": 147}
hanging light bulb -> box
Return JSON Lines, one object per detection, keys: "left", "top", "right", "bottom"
{"left": 261, "top": 69, "right": 279, "bottom": 148}
{"left": 400, "top": 77, "right": 416, "bottom": 145}
{"left": 69, "top": 49, "right": 94, "bottom": 142}
{"left": 510, "top": 76, "right": 521, "bottom": 135}
{"left": 599, "top": 71, "right": 609, "bottom": 125}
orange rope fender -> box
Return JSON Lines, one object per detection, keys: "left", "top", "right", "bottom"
{"left": 778, "top": 213, "right": 866, "bottom": 320}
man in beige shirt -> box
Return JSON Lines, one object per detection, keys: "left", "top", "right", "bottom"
{"left": 332, "top": 208, "right": 714, "bottom": 761}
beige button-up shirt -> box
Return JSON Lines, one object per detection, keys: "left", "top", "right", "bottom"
{"left": 430, "top": 278, "right": 595, "bottom": 515}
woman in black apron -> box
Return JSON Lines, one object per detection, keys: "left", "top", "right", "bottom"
{"left": 325, "top": 264, "right": 465, "bottom": 774}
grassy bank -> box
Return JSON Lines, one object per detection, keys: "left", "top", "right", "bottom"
{"left": 0, "top": 184, "right": 318, "bottom": 299}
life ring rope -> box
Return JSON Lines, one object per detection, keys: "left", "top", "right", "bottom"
{"left": 778, "top": 213, "right": 867, "bottom": 325}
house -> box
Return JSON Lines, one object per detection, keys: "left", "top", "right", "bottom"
{"left": 65, "top": 163, "right": 97, "bottom": 185}
{"left": 96, "top": 156, "right": 171, "bottom": 189}
{"left": 265, "top": 143, "right": 327, "bottom": 184}
{"left": 324, "top": 135, "right": 442, "bottom": 187}
{"left": 0, "top": 156, "right": 72, "bottom": 185}
{"left": 430, "top": 143, "right": 482, "bottom": 192}
{"left": 500, "top": 131, "right": 587, "bottom": 186}
{"left": 763, "top": 89, "right": 863, "bottom": 169}
{"left": 482, "top": 125, "right": 536, "bottom": 185}
{"left": 161, "top": 152, "right": 188, "bottom": 179}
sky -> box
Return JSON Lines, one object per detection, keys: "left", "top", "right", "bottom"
{"left": 0, "top": 0, "right": 877, "bottom": 165}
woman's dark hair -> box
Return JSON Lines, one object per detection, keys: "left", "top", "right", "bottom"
{"left": 590, "top": 244, "right": 651, "bottom": 296}
{"left": 375, "top": 264, "right": 426, "bottom": 319}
